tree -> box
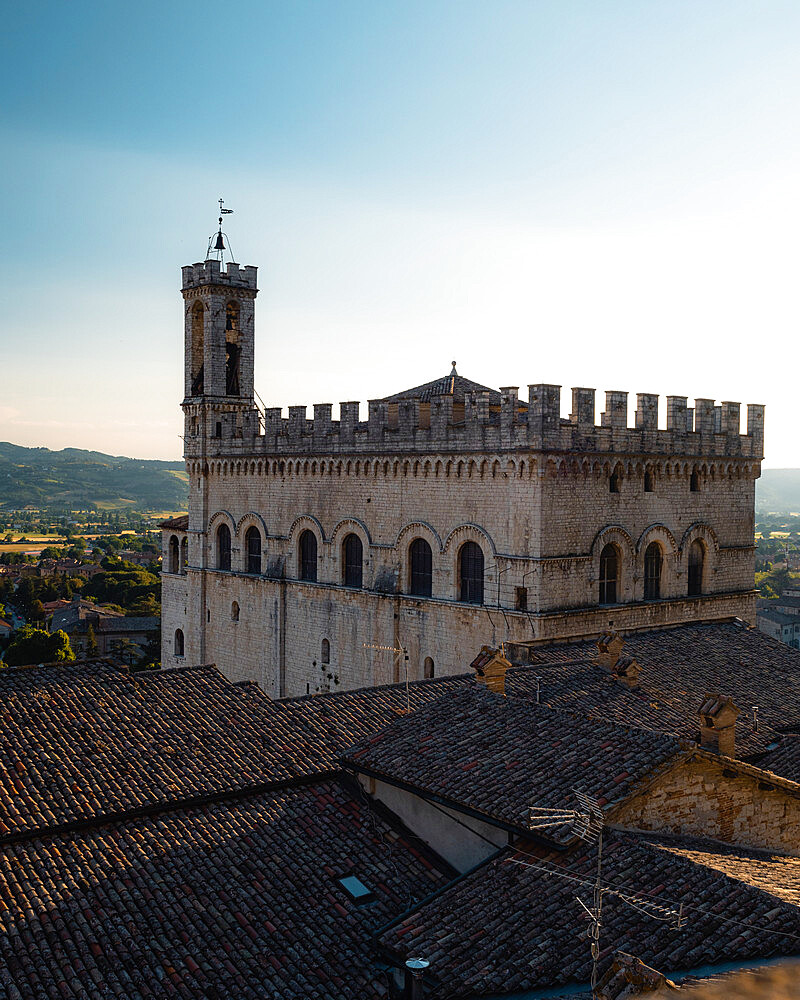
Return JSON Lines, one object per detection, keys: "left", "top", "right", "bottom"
{"left": 85, "top": 623, "right": 99, "bottom": 656}
{"left": 3, "top": 627, "right": 75, "bottom": 667}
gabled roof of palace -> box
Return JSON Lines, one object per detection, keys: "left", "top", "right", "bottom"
{"left": 381, "top": 364, "right": 506, "bottom": 404}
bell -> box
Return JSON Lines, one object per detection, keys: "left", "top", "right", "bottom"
{"left": 214, "top": 231, "right": 225, "bottom": 251}
{"left": 225, "top": 315, "right": 233, "bottom": 331}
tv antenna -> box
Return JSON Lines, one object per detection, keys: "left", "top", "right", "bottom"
{"left": 206, "top": 198, "right": 236, "bottom": 263}
{"left": 513, "top": 790, "right": 686, "bottom": 998}
{"left": 526, "top": 790, "right": 606, "bottom": 994}
{"left": 362, "top": 641, "right": 410, "bottom": 709}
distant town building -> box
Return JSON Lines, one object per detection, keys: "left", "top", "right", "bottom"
{"left": 50, "top": 596, "right": 157, "bottom": 660}
{"left": 758, "top": 590, "right": 800, "bottom": 649}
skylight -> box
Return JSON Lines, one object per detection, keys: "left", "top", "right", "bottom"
{"left": 338, "top": 875, "right": 375, "bottom": 903}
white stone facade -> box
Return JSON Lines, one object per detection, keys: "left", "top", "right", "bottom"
{"left": 162, "top": 259, "right": 764, "bottom": 697}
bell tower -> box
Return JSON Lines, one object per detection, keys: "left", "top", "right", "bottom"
{"left": 181, "top": 204, "right": 259, "bottom": 453}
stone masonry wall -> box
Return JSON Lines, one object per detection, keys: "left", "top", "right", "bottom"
{"left": 613, "top": 754, "right": 800, "bottom": 855}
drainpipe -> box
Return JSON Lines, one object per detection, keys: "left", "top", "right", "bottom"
{"left": 278, "top": 578, "right": 287, "bottom": 697}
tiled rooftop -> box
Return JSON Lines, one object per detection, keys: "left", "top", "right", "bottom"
{"left": 379, "top": 833, "right": 800, "bottom": 997}
{"left": 381, "top": 366, "right": 505, "bottom": 405}
{"left": 267, "top": 674, "right": 467, "bottom": 772}
{"left": 0, "top": 662, "right": 304, "bottom": 839}
{"left": 0, "top": 779, "right": 452, "bottom": 1000}
{"left": 0, "top": 660, "right": 464, "bottom": 841}
{"left": 752, "top": 734, "right": 800, "bottom": 784}
{"left": 757, "top": 608, "right": 798, "bottom": 626}
{"left": 158, "top": 513, "right": 189, "bottom": 530}
{"left": 508, "top": 621, "right": 800, "bottom": 764}
{"left": 344, "top": 684, "right": 686, "bottom": 839}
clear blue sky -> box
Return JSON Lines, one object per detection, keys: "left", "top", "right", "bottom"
{"left": 2, "top": 1, "right": 798, "bottom": 465}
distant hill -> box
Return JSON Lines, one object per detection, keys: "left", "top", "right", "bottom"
{"left": 756, "top": 469, "right": 800, "bottom": 514}
{"left": 0, "top": 442, "right": 188, "bottom": 512}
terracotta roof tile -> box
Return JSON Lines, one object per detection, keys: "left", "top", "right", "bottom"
{"left": 0, "top": 662, "right": 466, "bottom": 841}
{"left": 381, "top": 368, "right": 503, "bottom": 404}
{"left": 508, "top": 622, "right": 800, "bottom": 764}
{"left": 344, "top": 684, "right": 686, "bottom": 838}
{"left": 0, "top": 779, "right": 451, "bottom": 1000}
{"left": 158, "top": 514, "right": 189, "bottom": 530}
{"left": 378, "top": 834, "right": 800, "bottom": 996}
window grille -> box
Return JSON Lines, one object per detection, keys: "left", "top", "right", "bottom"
{"left": 459, "top": 542, "right": 484, "bottom": 604}
{"left": 599, "top": 544, "right": 619, "bottom": 605}
{"left": 299, "top": 530, "right": 318, "bottom": 582}
{"left": 409, "top": 538, "right": 433, "bottom": 597}
{"left": 688, "top": 540, "right": 704, "bottom": 596}
{"left": 246, "top": 527, "right": 261, "bottom": 574}
{"left": 644, "top": 542, "right": 662, "bottom": 600}
{"left": 343, "top": 534, "right": 363, "bottom": 589}
{"left": 217, "top": 524, "right": 231, "bottom": 571}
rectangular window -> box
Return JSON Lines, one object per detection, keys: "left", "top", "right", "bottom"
{"left": 515, "top": 587, "right": 528, "bottom": 612}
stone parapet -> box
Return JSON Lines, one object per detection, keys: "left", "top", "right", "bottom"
{"left": 187, "top": 385, "right": 765, "bottom": 461}
{"left": 181, "top": 260, "right": 258, "bottom": 291}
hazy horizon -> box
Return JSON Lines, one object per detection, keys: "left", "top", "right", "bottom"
{"left": 3, "top": 2, "right": 799, "bottom": 467}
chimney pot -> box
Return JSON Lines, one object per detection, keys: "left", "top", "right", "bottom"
{"left": 698, "top": 693, "right": 740, "bottom": 757}
{"left": 612, "top": 654, "right": 641, "bottom": 689}
{"left": 596, "top": 630, "right": 624, "bottom": 671}
{"left": 471, "top": 645, "right": 511, "bottom": 696}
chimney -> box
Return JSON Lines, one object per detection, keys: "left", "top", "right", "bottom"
{"left": 612, "top": 654, "right": 641, "bottom": 690}
{"left": 698, "top": 693, "right": 740, "bottom": 758}
{"left": 471, "top": 645, "right": 512, "bottom": 696}
{"left": 597, "top": 952, "right": 674, "bottom": 998}
{"left": 405, "top": 958, "right": 429, "bottom": 1000}
{"left": 596, "top": 631, "right": 624, "bottom": 671}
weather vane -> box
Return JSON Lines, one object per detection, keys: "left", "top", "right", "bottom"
{"left": 206, "top": 198, "right": 236, "bottom": 263}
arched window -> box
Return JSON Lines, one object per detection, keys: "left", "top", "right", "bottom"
{"left": 599, "top": 544, "right": 619, "bottom": 605}
{"left": 245, "top": 526, "right": 262, "bottom": 575}
{"left": 231, "top": 601, "right": 240, "bottom": 622}
{"left": 225, "top": 301, "right": 241, "bottom": 396}
{"left": 321, "top": 638, "right": 330, "bottom": 664}
{"left": 190, "top": 302, "right": 204, "bottom": 395}
{"left": 690, "top": 467, "right": 700, "bottom": 492}
{"left": 423, "top": 656, "right": 435, "bottom": 679}
{"left": 409, "top": 538, "right": 433, "bottom": 597}
{"left": 644, "top": 542, "right": 662, "bottom": 600}
{"left": 644, "top": 469, "right": 655, "bottom": 493}
{"left": 217, "top": 523, "right": 231, "bottom": 571}
{"left": 609, "top": 468, "right": 622, "bottom": 494}
{"left": 174, "top": 629, "right": 184, "bottom": 657}
{"left": 169, "top": 535, "right": 179, "bottom": 574}
{"left": 343, "top": 534, "right": 363, "bottom": 588}
{"left": 180, "top": 537, "right": 188, "bottom": 574}
{"left": 459, "top": 542, "right": 484, "bottom": 604}
{"left": 688, "top": 540, "right": 705, "bottom": 596}
{"left": 299, "top": 530, "right": 318, "bottom": 582}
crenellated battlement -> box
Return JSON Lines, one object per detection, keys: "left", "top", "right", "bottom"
{"left": 181, "top": 260, "right": 258, "bottom": 291}
{"left": 186, "top": 384, "right": 765, "bottom": 461}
